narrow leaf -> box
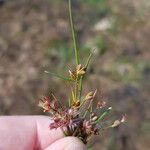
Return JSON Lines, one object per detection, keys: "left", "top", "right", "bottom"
{"left": 45, "top": 71, "right": 73, "bottom": 81}
{"left": 85, "top": 48, "right": 96, "bottom": 69}
{"left": 96, "top": 107, "right": 112, "bottom": 123}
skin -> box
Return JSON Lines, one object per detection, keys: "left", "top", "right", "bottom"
{"left": 0, "top": 116, "right": 87, "bottom": 150}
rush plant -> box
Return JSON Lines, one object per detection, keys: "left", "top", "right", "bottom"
{"left": 39, "top": 0, "right": 126, "bottom": 144}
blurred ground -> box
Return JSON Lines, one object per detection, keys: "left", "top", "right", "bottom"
{"left": 0, "top": 0, "right": 150, "bottom": 150}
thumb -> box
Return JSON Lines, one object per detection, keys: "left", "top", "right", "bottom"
{"left": 45, "top": 137, "right": 87, "bottom": 150}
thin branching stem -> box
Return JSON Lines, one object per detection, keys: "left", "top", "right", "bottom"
{"left": 68, "top": 0, "right": 79, "bottom": 65}
{"left": 75, "top": 77, "right": 78, "bottom": 100}
{"left": 83, "top": 100, "right": 93, "bottom": 118}
{"left": 79, "top": 52, "right": 93, "bottom": 100}
{"left": 96, "top": 108, "right": 112, "bottom": 123}
{"left": 79, "top": 76, "right": 83, "bottom": 100}
{"left": 44, "top": 71, "right": 73, "bottom": 81}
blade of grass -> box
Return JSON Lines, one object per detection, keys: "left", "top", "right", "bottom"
{"left": 85, "top": 51, "right": 93, "bottom": 69}
{"left": 96, "top": 107, "right": 112, "bottom": 123}
{"left": 45, "top": 71, "right": 73, "bottom": 81}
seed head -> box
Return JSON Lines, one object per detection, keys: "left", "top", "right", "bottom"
{"left": 38, "top": 97, "right": 51, "bottom": 112}
{"left": 85, "top": 91, "right": 95, "bottom": 101}
{"left": 76, "top": 64, "right": 86, "bottom": 76}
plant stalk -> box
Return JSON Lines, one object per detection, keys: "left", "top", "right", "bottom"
{"left": 68, "top": 0, "right": 79, "bottom": 65}
{"left": 79, "top": 52, "right": 93, "bottom": 100}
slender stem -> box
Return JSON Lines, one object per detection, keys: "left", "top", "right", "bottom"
{"left": 83, "top": 90, "right": 97, "bottom": 118}
{"left": 51, "top": 93, "right": 63, "bottom": 109}
{"left": 79, "top": 76, "right": 83, "bottom": 100}
{"left": 85, "top": 52, "right": 93, "bottom": 69}
{"left": 68, "top": 97, "right": 71, "bottom": 107}
{"left": 74, "top": 78, "right": 78, "bottom": 100}
{"left": 74, "top": 77, "right": 80, "bottom": 102}
{"left": 79, "top": 52, "right": 93, "bottom": 100}
{"left": 96, "top": 107, "right": 112, "bottom": 123}
{"left": 83, "top": 100, "right": 92, "bottom": 118}
{"left": 45, "top": 71, "right": 73, "bottom": 82}
{"left": 68, "top": 0, "right": 79, "bottom": 65}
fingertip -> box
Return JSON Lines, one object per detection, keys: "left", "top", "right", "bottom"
{"left": 35, "top": 116, "right": 64, "bottom": 148}
{"left": 45, "top": 136, "right": 87, "bottom": 150}
{"left": 64, "top": 137, "right": 87, "bottom": 150}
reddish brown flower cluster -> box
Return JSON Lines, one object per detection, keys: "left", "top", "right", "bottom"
{"left": 39, "top": 92, "right": 126, "bottom": 144}
{"left": 39, "top": 62, "right": 126, "bottom": 144}
{"left": 39, "top": 97, "right": 95, "bottom": 143}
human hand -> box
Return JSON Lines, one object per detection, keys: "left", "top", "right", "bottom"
{"left": 0, "top": 116, "right": 87, "bottom": 150}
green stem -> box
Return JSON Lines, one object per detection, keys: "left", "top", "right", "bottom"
{"left": 44, "top": 71, "right": 73, "bottom": 81}
{"left": 79, "top": 76, "right": 83, "bottom": 100}
{"left": 68, "top": 0, "right": 79, "bottom": 65}
{"left": 83, "top": 100, "right": 92, "bottom": 118}
{"left": 79, "top": 52, "right": 93, "bottom": 100}
{"left": 75, "top": 77, "right": 78, "bottom": 100}
{"left": 96, "top": 107, "right": 112, "bottom": 123}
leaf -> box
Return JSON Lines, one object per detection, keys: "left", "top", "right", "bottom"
{"left": 85, "top": 52, "right": 92, "bottom": 69}
{"left": 44, "top": 71, "right": 73, "bottom": 82}
{"left": 96, "top": 107, "right": 112, "bottom": 123}
{"left": 71, "top": 89, "right": 76, "bottom": 102}
{"left": 85, "top": 48, "right": 95, "bottom": 69}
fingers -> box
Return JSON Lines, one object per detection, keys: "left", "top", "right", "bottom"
{"left": 0, "top": 116, "right": 37, "bottom": 150}
{"left": 0, "top": 116, "right": 64, "bottom": 150}
{"left": 35, "top": 116, "right": 64, "bottom": 149}
{"left": 0, "top": 116, "right": 87, "bottom": 150}
{"left": 45, "top": 137, "right": 87, "bottom": 150}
